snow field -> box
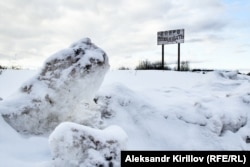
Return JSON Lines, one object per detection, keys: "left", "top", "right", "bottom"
{"left": 0, "top": 69, "right": 250, "bottom": 166}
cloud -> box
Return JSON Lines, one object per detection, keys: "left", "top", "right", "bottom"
{"left": 0, "top": 0, "right": 249, "bottom": 70}
{"left": 186, "top": 38, "right": 205, "bottom": 43}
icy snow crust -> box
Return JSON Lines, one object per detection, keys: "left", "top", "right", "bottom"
{"left": 1, "top": 68, "right": 250, "bottom": 165}
{"left": 0, "top": 38, "right": 110, "bottom": 135}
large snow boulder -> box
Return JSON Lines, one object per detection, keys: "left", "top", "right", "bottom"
{"left": 49, "top": 122, "right": 127, "bottom": 167}
{"left": 0, "top": 38, "right": 109, "bottom": 135}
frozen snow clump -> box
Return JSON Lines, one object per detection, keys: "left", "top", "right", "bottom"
{"left": 242, "top": 93, "right": 250, "bottom": 104}
{"left": 215, "top": 71, "right": 239, "bottom": 80}
{"left": 49, "top": 122, "right": 127, "bottom": 167}
{"left": 1, "top": 38, "right": 109, "bottom": 135}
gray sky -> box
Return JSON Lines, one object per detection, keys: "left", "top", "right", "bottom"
{"left": 0, "top": 0, "right": 250, "bottom": 71}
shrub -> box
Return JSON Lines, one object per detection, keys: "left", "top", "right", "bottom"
{"left": 174, "top": 61, "right": 191, "bottom": 71}
{"left": 0, "top": 65, "right": 22, "bottom": 70}
{"left": 0, "top": 65, "right": 7, "bottom": 75}
{"left": 0, "top": 65, "right": 7, "bottom": 70}
{"left": 135, "top": 60, "right": 152, "bottom": 70}
{"left": 135, "top": 60, "right": 170, "bottom": 70}
{"left": 118, "top": 67, "right": 130, "bottom": 70}
{"left": 180, "top": 61, "right": 190, "bottom": 71}
{"left": 11, "top": 65, "right": 22, "bottom": 70}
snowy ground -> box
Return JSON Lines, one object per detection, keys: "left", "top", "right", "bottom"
{"left": 0, "top": 69, "right": 250, "bottom": 166}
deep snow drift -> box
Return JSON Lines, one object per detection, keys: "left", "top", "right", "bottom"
{"left": 0, "top": 69, "right": 250, "bottom": 166}
{"left": 0, "top": 38, "right": 109, "bottom": 135}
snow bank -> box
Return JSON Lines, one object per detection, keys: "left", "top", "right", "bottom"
{"left": 49, "top": 122, "right": 127, "bottom": 167}
{"left": 0, "top": 38, "right": 109, "bottom": 135}
{"left": 95, "top": 71, "right": 250, "bottom": 150}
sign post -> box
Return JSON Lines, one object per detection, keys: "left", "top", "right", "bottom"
{"left": 162, "top": 45, "right": 164, "bottom": 69}
{"left": 157, "top": 29, "right": 184, "bottom": 70}
{"left": 178, "top": 43, "right": 180, "bottom": 71}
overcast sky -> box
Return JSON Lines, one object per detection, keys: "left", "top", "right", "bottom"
{"left": 0, "top": 0, "right": 249, "bottom": 71}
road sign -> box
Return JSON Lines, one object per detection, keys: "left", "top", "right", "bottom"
{"left": 157, "top": 29, "right": 184, "bottom": 45}
{"left": 157, "top": 29, "right": 185, "bottom": 70}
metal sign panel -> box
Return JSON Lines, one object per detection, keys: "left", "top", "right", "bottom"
{"left": 157, "top": 29, "right": 184, "bottom": 45}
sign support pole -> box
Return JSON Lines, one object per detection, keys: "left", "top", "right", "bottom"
{"left": 177, "top": 43, "right": 180, "bottom": 71}
{"left": 157, "top": 29, "right": 184, "bottom": 71}
{"left": 162, "top": 44, "right": 164, "bottom": 70}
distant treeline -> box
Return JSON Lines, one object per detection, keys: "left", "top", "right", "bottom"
{"left": 0, "top": 65, "right": 22, "bottom": 70}
{"left": 119, "top": 60, "right": 190, "bottom": 71}
{"left": 0, "top": 65, "right": 7, "bottom": 70}
{"left": 118, "top": 60, "right": 250, "bottom": 76}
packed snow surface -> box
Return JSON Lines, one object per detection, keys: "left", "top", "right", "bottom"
{"left": 0, "top": 69, "right": 250, "bottom": 166}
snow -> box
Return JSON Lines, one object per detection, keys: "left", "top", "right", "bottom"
{"left": 0, "top": 115, "right": 50, "bottom": 167}
{"left": 0, "top": 38, "right": 109, "bottom": 135}
{"left": 49, "top": 122, "right": 127, "bottom": 167}
{"left": 94, "top": 70, "right": 250, "bottom": 150}
{"left": 0, "top": 69, "right": 36, "bottom": 99}
{"left": 1, "top": 68, "right": 250, "bottom": 166}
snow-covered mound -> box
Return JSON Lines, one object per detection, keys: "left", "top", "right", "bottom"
{"left": 0, "top": 38, "right": 109, "bottom": 135}
{"left": 49, "top": 122, "right": 127, "bottom": 167}
{"left": 95, "top": 70, "right": 250, "bottom": 150}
